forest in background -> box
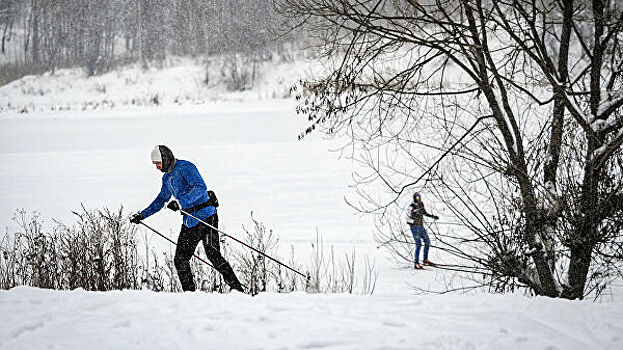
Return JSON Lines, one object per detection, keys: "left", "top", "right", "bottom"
{"left": 0, "top": 0, "right": 299, "bottom": 84}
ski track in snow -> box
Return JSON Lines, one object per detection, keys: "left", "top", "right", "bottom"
{"left": 1, "top": 287, "right": 622, "bottom": 350}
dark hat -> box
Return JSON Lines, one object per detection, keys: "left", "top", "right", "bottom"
{"left": 413, "top": 192, "right": 422, "bottom": 201}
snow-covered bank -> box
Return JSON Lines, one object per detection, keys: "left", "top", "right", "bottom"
{"left": 1, "top": 286, "right": 621, "bottom": 350}
{"left": 0, "top": 56, "right": 315, "bottom": 115}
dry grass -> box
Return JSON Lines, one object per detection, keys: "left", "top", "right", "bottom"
{"left": 1, "top": 207, "right": 377, "bottom": 295}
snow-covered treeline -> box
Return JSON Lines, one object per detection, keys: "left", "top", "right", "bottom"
{"left": 0, "top": 0, "right": 297, "bottom": 81}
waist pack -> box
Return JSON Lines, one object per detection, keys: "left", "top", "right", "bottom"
{"left": 184, "top": 190, "right": 219, "bottom": 213}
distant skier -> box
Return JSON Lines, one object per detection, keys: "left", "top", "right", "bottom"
{"left": 130, "top": 145, "right": 243, "bottom": 292}
{"left": 408, "top": 192, "right": 439, "bottom": 269}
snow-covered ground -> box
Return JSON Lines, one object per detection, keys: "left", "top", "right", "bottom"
{"left": 0, "top": 56, "right": 313, "bottom": 114}
{"left": 1, "top": 59, "right": 622, "bottom": 349}
{"left": 1, "top": 286, "right": 622, "bottom": 350}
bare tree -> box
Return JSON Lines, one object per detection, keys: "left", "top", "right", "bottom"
{"left": 0, "top": 0, "right": 19, "bottom": 55}
{"left": 277, "top": 0, "right": 623, "bottom": 299}
{"left": 1, "top": 0, "right": 289, "bottom": 79}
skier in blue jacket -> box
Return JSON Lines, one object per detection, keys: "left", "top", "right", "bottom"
{"left": 408, "top": 192, "right": 439, "bottom": 269}
{"left": 130, "top": 145, "right": 243, "bottom": 292}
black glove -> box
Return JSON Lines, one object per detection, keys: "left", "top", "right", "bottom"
{"left": 432, "top": 215, "right": 440, "bottom": 220}
{"left": 129, "top": 212, "right": 143, "bottom": 224}
{"left": 167, "top": 200, "right": 180, "bottom": 211}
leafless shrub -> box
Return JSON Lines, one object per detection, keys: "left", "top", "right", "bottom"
{"left": 307, "top": 232, "right": 378, "bottom": 295}
{"left": 0, "top": 62, "right": 48, "bottom": 87}
{"left": 235, "top": 213, "right": 278, "bottom": 295}
{"left": 1, "top": 208, "right": 377, "bottom": 295}
{"left": 221, "top": 53, "right": 256, "bottom": 91}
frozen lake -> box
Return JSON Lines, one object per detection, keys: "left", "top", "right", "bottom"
{"left": 0, "top": 101, "right": 366, "bottom": 241}
{"left": 0, "top": 100, "right": 417, "bottom": 292}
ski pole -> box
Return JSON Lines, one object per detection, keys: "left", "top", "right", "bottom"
{"left": 180, "top": 209, "right": 307, "bottom": 279}
{"left": 139, "top": 221, "right": 214, "bottom": 268}
{"left": 432, "top": 221, "right": 464, "bottom": 226}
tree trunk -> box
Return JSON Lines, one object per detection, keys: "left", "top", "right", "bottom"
{"left": 30, "top": 0, "right": 39, "bottom": 65}
{"left": 544, "top": 0, "right": 572, "bottom": 187}
{"left": 564, "top": 244, "right": 594, "bottom": 299}
{"left": 1, "top": 20, "right": 10, "bottom": 54}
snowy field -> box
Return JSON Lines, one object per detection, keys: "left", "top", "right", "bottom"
{"left": 1, "top": 62, "right": 622, "bottom": 349}
{"left": 1, "top": 286, "right": 622, "bottom": 350}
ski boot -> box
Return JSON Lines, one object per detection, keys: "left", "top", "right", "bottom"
{"left": 423, "top": 259, "right": 436, "bottom": 267}
{"left": 414, "top": 262, "right": 424, "bottom": 270}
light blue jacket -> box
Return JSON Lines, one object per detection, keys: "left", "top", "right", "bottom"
{"left": 141, "top": 159, "right": 216, "bottom": 228}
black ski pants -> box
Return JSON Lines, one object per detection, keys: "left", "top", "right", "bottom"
{"left": 174, "top": 214, "right": 243, "bottom": 292}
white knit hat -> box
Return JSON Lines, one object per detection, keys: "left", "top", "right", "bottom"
{"left": 150, "top": 146, "right": 162, "bottom": 162}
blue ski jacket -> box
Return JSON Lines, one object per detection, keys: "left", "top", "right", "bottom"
{"left": 140, "top": 159, "right": 216, "bottom": 228}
